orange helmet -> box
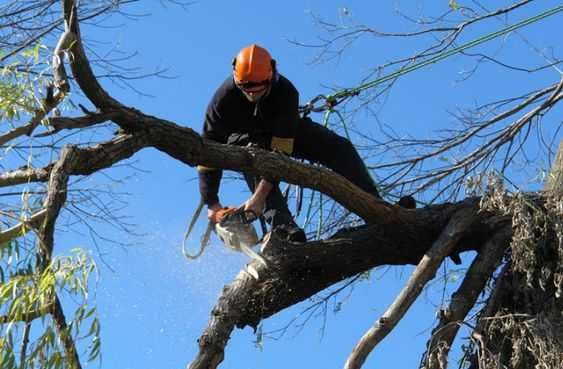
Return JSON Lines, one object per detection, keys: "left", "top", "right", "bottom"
{"left": 232, "top": 44, "right": 274, "bottom": 85}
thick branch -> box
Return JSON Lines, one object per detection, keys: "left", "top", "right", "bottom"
{"left": 0, "top": 133, "right": 147, "bottom": 188}
{"left": 63, "top": 0, "right": 122, "bottom": 110}
{"left": 35, "top": 144, "right": 81, "bottom": 368}
{"left": 3, "top": 111, "right": 402, "bottom": 224}
{"left": 37, "top": 145, "right": 76, "bottom": 266}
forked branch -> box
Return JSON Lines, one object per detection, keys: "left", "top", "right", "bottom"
{"left": 343, "top": 207, "right": 479, "bottom": 369}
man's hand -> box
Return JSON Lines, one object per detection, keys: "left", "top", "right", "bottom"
{"left": 242, "top": 195, "right": 266, "bottom": 219}
{"left": 242, "top": 179, "right": 273, "bottom": 218}
{"left": 208, "top": 203, "right": 226, "bottom": 223}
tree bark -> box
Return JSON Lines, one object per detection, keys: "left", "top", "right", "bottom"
{"left": 546, "top": 139, "right": 563, "bottom": 194}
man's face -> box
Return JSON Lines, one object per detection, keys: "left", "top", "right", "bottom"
{"left": 235, "top": 78, "right": 271, "bottom": 102}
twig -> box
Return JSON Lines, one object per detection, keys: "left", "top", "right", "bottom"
{"left": 19, "top": 322, "right": 31, "bottom": 369}
{"left": 35, "top": 111, "right": 119, "bottom": 137}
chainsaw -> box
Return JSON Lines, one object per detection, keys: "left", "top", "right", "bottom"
{"left": 214, "top": 208, "right": 267, "bottom": 267}
{"left": 182, "top": 203, "right": 268, "bottom": 279}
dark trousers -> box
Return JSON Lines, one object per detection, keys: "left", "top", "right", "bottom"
{"left": 233, "top": 117, "right": 380, "bottom": 228}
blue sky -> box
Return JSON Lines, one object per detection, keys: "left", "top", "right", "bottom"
{"left": 43, "top": 1, "right": 563, "bottom": 368}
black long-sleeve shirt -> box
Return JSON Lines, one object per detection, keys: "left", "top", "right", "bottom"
{"left": 198, "top": 74, "right": 300, "bottom": 205}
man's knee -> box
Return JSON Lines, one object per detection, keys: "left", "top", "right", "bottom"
{"left": 335, "top": 134, "right": 356, "bottom": 154}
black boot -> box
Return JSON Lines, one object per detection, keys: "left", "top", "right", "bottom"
{"left": 397, "top": 195, "right": 416, "bottom": 209}
{"left": 274, "top": 222, "right": 307, "bottom": 243}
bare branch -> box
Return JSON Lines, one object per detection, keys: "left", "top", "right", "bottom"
{"left": 343, "top": 207, "right": 479, "bottom": 369}
{"left": 36, "top": 144, "right": 76, "bottom": 266}
{"left": 62, "top": 0, "right": 124, "bottom": 110}
{"left": 0, "top": 133, "right": 146, "bottom": 188}
{"left": 0, "top": 165, "right": 53, "bottom": 188}
{"left": 0, "top": 209, "right": 47, "bottom": 246}
{"left": 36, "top": 111, "right": 119, "bottom": 137}
{"left": 421, "top": 227, "right": 511, "bottom": 369}
{"left": 372, "top": 77, "right": 563, "bottom": 200}
{"left": 19, "top": 322, "right": 31, "bottom": 369}
{"left": 34, "top": 142, "right": 82, "bottom": 368}
{"left": 0, "top": 86, "right": 66, "bottom": 146}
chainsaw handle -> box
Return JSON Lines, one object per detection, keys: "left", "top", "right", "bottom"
{"left": 219, "top": 208, "right": 258, "bottom": 226}
{"left": 240, "top": 208, "right": 258, "bottom": 222}
{"left": 209, "top": 206, "right": 237, "bottom": 224}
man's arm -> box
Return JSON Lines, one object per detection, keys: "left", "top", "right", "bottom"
{"left": 207, "top": 202, "right": 223, "bottom": 222}
{"left": 200, "top": 80, "right": 232, "bottom": 219}
{"left": 243, "top": 179, "right": 273, "bottom": 218}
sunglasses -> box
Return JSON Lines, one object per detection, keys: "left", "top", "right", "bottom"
{"left": 236, "top": 80, "right": 270, "bottom": 92}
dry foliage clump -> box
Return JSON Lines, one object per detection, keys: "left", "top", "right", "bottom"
{"left": 472, "top": 175, "right": 563, "bottom": 369}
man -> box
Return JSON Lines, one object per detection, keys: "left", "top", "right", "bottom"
{"left": 199, "top": 44, "right": 381, "bottom": 242}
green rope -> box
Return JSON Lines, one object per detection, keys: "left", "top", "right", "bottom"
{"left": 332, "top": 109, "right": 351, "bottom": 140}
{"left": 324, "top": 5, "right": 563, "bottom": 103}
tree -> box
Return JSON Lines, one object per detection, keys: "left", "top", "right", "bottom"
{"left": 0, "top": 1, "right": 561, "bottom": 368}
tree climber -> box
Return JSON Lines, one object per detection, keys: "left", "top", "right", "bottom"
{"left": 198, "top": 44, "right": 382, "bottom": 242}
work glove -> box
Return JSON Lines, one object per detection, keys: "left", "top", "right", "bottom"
{"left": 209, "top": 206, "right": 237, "bottom": 224}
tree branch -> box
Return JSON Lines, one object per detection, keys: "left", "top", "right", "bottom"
{"left": 35, "top": 111, "right": 119, "bottom": 137}
{"left": 35, "top": 144, "right": 81, "bottom": 368}
{"left": 19, "top": 322, "right": 31, "bottom": 369}
{"left": 0, "top": 209, "right": 47, "bottom": 246}
{"left": 421, "top": 227, "right": 511, "bottom": 369}
{"left": 62, "top": 0, "right": 123, "bottom": 110}
{"left": 343, "top": 207, "right": 479, "bottom": 369}
{"left": 0, "top": 302, "right": 54, "bottom": 324}
{"left": 50, "top": 295, "right": 82, "bottom": 369}
{"left": 0, "top": 133, "right": 146, "bottom": 188}
{"left": 0, "top": 87, "right": 66, "bottom": 146}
